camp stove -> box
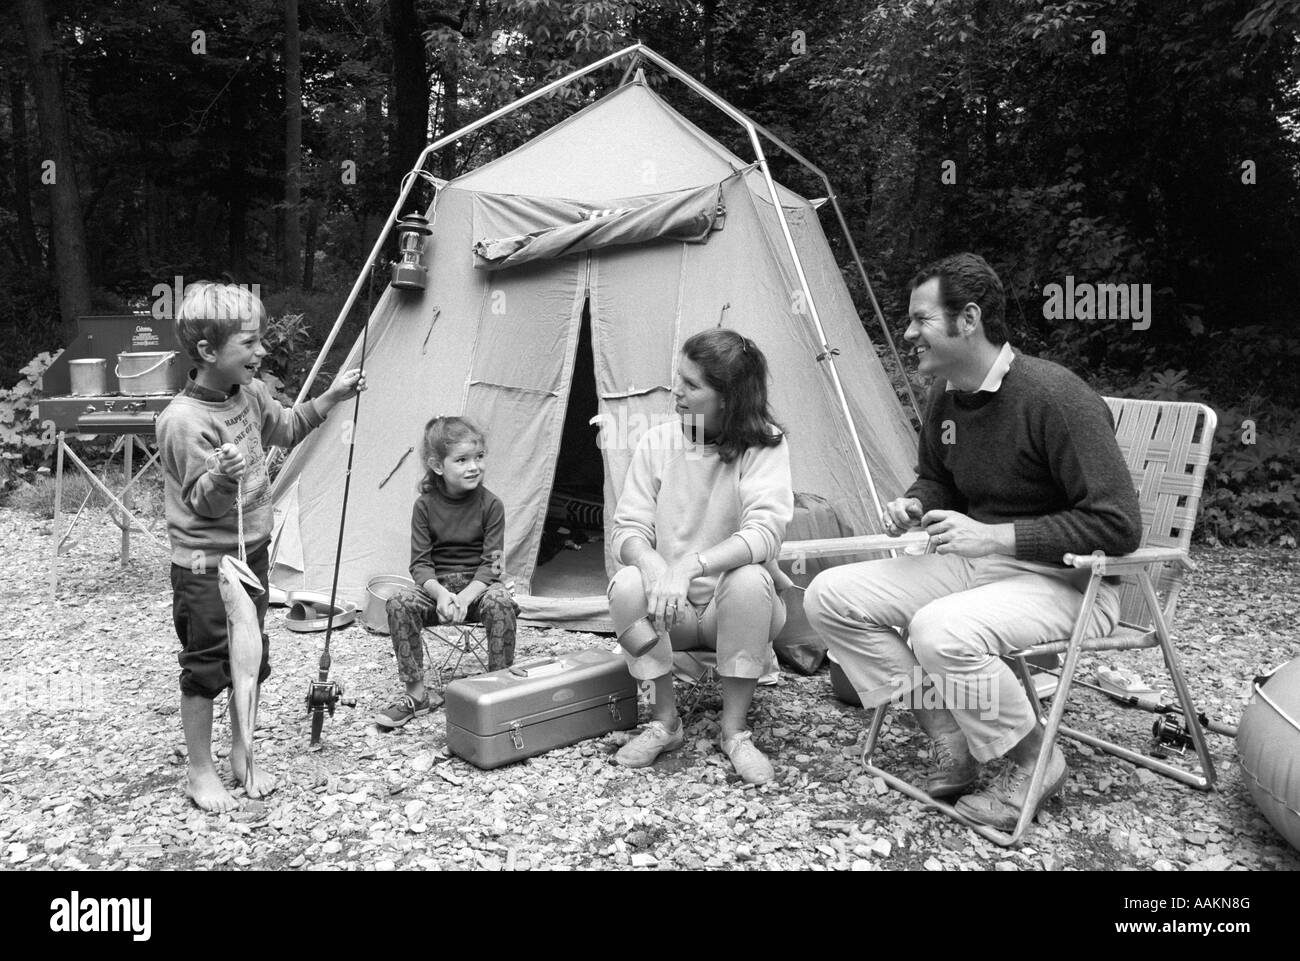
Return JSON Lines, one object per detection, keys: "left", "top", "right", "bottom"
{"left": 41, "top": 394, "right": 174, "bottom": 434}
{"left": 37, "top": 314, "right": 185, "bottom": 434}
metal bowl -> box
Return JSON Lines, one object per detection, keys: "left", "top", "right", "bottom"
{"left": 285, "top": 590, "right": 357, "bottom": 633}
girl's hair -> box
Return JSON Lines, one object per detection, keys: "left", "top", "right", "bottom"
{"left": 419, "top": 415, "right": 486, "bottom": 493}
{"left": 680, "top": 328, "right": 783, "bottom": 463}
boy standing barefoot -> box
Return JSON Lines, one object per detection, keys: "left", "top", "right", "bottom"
{"left": 157, "top": 282, "right": 363, "bottom": 811}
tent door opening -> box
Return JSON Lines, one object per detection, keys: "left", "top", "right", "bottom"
{"left": 530, "top": 299, "right": 609, "bottom": 599}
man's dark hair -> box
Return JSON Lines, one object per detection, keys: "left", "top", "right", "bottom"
{"left": 910, "top": 253, "right": 1008, "bottom": 346}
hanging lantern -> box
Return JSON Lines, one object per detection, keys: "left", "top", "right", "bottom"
{"left": 391, "top": 212, "right": 432, "bottom": 290}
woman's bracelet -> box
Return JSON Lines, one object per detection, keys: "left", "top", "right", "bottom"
{"left": 695, "top": 552, "right": 709, "bottom": 576}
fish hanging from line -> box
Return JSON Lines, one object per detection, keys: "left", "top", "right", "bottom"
{"left": 219, "top": 553, "right": 265, "bottom": 794}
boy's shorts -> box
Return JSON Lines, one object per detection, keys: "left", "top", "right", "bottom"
{"left": 171, "top": 541, "right": 272, "bottom": 699}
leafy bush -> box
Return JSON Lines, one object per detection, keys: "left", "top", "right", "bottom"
{"left": 258, "top": 311, "right": 314, "bottom": 404}
{"left": 0, "top": 352, "right": 62, "bottom": 488}
{"left": 1200, "top": 402, "right": 1300, "bottom": 548}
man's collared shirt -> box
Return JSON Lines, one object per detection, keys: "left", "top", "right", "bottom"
{"left": 946, "top": 341, "right": 1015, "bottom": 393}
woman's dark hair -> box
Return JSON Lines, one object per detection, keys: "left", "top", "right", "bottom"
{"left": 419, "top": 415, "right": 485, "bottom": 493}
{"left": 680, "top": 328, "right": 783, "bottom": 463}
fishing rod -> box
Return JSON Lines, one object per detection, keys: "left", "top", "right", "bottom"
{"left": 1031, "top": 665, "right": 1238, "bottom": 756}
{"left": 306, "top": 169, "right": 441, "bottom": 748}
{"left": 305, "top": 263, "right": 377, "bottom": 747}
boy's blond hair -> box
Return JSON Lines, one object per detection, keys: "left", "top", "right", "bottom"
{"left": 175, "top": 281, "right": 267, "bottom": 364}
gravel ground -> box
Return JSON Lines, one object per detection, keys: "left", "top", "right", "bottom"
{"left": 1, "top": 505, "right": 1297, "bottom": 872}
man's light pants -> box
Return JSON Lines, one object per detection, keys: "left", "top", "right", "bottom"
{"left": 805, "top": 554, "right": 1120, "bottom": 762}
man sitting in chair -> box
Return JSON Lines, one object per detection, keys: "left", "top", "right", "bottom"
{"left": 805, "top": 252, "right": 1142, "bottom": 830}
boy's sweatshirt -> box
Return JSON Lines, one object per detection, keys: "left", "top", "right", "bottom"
{"left": 157, "top": 375, "right": 324, "bottom": 567}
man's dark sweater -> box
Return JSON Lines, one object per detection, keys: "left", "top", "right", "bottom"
{"left": 408, "top": 482, "right": 506, "bottom": 586}
{"left": 905, "top": 351, "right": 1142, "bottom": 564}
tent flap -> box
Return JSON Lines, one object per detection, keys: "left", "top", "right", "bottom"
{"left": 472, "top": 182, "right": 725, "bottom": 270}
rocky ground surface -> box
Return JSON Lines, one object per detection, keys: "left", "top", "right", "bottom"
{"left": 1, "top": 506, "right": 1297, "bottom": 872}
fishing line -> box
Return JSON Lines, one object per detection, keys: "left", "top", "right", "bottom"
{"left": 309, "top": 258, "right": 377, "bottom": 746}
{"left": 309, "top": 173, "right": 440, "bottom": 746}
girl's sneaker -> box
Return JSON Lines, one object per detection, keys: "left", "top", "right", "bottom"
{"left": 374, "top": 691, "right": 434, "bottom": 729}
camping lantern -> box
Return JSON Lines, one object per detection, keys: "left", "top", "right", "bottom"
{"left": 391, "top": 212, "right": 432, "bottom": 290}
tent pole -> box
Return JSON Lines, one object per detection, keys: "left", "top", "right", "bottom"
{"left": 291, "top": 171, "right": 425, "bottom": 405}
{"left": 631, "top": 49, "right": 920, "bottom": 424}
{"left": 619, "top": 50, "right": 643, "bottom": 85}
{"left": 632, "top": 49, "right": 904, "bottom": 518}
{"left": 291, "top": 41, "right": 900, "bottom": 528}
{"left": 745, "top": 127, "right": 886, "bottom": 523}
{"left": 821, "top": 191, "right": 923, "bottom": 423}
{"left": 629, "top": 51, "right": 887, "bottom": 520}
{"left": 294, "top": 44, "right": 649, "bottom": 406}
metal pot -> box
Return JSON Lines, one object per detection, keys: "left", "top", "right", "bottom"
{"left": 115, "top": 351, "right": 178, "bottom": 395}
{"left": 69, "top": 358, "right": 108, "bottom": 396}
{"left": 363, "top": 574, "right": 416, "bottom": 633}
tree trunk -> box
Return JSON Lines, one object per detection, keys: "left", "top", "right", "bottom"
{"left": 439, "top": 65, "right": 458, "bottom": 181}
{"left": 388, "top": 0, "right": 428, "bottom": 191}
{"left": 17, "top": 0, "right": 91, "bottom": 341}
{"left": 302, "top": 201, "right": 318, "bottom": 291}
{"left": 703, "top": 0, "right": 715, "bottom": 82}
{"left": 282, "top": 0, "right": 302, "bottom": 286}
{"left": 6, "top": 72, "right": 44, "bottom": 267}
{"left": 142, "top": 141, "right": 156, "bottom": 267}
{"left": 362, "top": 89, "right": 386, "bottom": 254}
{"left": 227, "top": 80, "right": 249, "bottom": 273}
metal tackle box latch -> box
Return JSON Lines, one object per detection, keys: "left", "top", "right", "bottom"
{"left": 510, "top": 721, "right": 524, "bottom": 750}
{"left": 607, "top": 695, "right": 622, "bottom": 722}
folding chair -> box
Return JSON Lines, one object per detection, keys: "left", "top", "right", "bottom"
{"left": 672, "top": 651, "right": 722, "bottom": 724}
{"left": 668, "top": 649, "right": 789, "bottom": 729}
{"left": 423, "top": 623, "right": 492, "bottom": 696}
{"left": 861, "top": 398, "right": 1218, "bottom": 846}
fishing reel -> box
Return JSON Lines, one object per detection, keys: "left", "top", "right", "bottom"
{"left": 305, "top": 675, "right": 355, "bottom": 746}
{"left": 1149, "top": 710, "right": 1236, "bottom": 759}
{"left": 306, "top": 676, "right": 351, "bottom": 715}
{"left": 1150, "top": 714, "right": 1195, "bottom": 757}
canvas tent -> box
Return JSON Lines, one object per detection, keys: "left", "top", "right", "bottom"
{"left": 270, "top": 57, "right": 918, "bottom": 628}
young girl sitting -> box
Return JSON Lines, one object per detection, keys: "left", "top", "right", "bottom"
{"left": 374, "top": 416, "right": 518, "bottom": 728}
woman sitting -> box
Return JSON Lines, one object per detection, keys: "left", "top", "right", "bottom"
{"left": 608, "top": 328, "right": 793, "bottom": 785}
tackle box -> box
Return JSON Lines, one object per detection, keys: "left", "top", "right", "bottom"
{"left": 444, "top": 648, "right": 638, "bottom": 769}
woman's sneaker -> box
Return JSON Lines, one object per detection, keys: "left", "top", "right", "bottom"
{"left": 615, "top": 718, "right": 685, "bottom": 767}
{"left": 373, "top": 691, "right": 435, "bottom": 729}
{"left": 721, "top": 730, "right": 774, "bottom": 785}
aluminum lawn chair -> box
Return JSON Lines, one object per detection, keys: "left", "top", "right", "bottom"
{"left": 859, "top": 398, "right": 1218, "bottom": 846}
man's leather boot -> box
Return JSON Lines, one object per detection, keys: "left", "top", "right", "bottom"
{"left": 911, "top": 706, "right": 978, "bottom": 799}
